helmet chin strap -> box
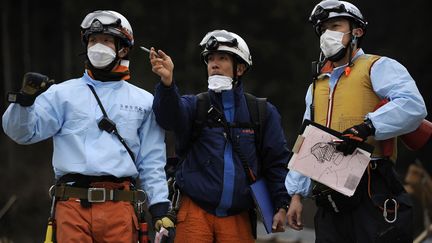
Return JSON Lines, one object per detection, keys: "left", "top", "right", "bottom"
{"left": 344, "top": 23, "right": 360, "bottom": 76}
{"left": 232, "top": 60, "right": 239, "bottom": 86}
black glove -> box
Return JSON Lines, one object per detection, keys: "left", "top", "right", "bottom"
{"left": 7, "top": 72, "right": 54, "bottom": 106}
{"left": 164, "top": 157, "right": 179, "bottom": 178}
{"left": 336, "top": 119, "right": 375, "bottom": 156}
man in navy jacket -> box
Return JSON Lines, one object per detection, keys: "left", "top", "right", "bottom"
{"left": 150, "top": 30, "right": 291, "bottom": 242}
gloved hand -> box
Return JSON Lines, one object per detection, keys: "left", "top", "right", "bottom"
{"left": 153, "top": 213, "right": 176, "bottom": 243}
{"left": 7, "top": 72, "right": 54, "bottom": 106}
{"left": 154, "top": 215, "right": 175, "bottom": 232}
{"left": 336, "top": 120, "right": 375, "bottom": 156}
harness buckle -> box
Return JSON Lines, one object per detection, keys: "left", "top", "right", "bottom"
{"left": 88, "top": 188, "right": 106, "bottom": 202}
{"left": 370, "top": 161, "right": 378, "bottom": 170}
{"left": 136, "top": 189, "right": 147, "bottom": 203}
{"left": 48, "top": 185, "right": 55, "bottom": 198}
{"left": 383, "top": 198, "right": 397, "bottom": 223}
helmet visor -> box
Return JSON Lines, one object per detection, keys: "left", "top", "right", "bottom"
{"left": 81, "top": 11, "right": 121, "bottom": 29}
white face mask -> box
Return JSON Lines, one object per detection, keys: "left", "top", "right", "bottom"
{"left": 208, "top": 75, "right": 233, "bottom": 92}
{"left": 87, "top": 43, "right": 116, "bottom": 68}
{"left": 320, "top": 30, "right": 350, "bottom": 58}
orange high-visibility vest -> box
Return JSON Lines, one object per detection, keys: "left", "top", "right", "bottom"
{"left": 313, "top": 54, "right": 397, "bottom": 161}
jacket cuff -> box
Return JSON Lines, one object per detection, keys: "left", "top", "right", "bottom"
{"left": 274, "top": 198, "right": 291, "bottom": 213}
{"left": 157, "top": 81, "right": 175, "bottom": 89}
{"left": 149, "top": 202, "right": 170, "bottom": 219}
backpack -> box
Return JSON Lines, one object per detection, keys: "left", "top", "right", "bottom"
{"left": 165, "top": 91, "right": 268, "bottom": 177}
{"left": 165, "top": 91, "right": 269, "bottom": 239}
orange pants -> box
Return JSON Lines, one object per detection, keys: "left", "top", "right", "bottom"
{"left": 55, "top": 182, "right": 139, "bottom": 243}
{"left": 55, "top": 200, "right": 138, "bottom": 243}
{"left": 175, "top": 196, "right": 254, "bottom": 243}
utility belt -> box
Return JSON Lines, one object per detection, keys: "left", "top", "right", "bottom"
{"left": 312, "top": 159, "right": 409, "bottom": 218}
{"left": 53, "top": 185, "right": 146, "bottom": 203}
{"left": 52, "top": 173, "right": 146, "bottom": 205}
{"left": 312, "top": 178, "right": 366, "bottom": 213}
{"left": 44, "top": 173, "right": 148, "bottom": 242}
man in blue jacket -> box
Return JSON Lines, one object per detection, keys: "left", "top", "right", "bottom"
{"left": 3, "top": 10, "right": 172, "bottom": 242}
{"left": 150, "top": 29, "right": 291, "bottom": 242}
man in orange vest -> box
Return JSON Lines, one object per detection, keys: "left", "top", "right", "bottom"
{"left": 285, "top": 1, "right": 427, "bottom": 242}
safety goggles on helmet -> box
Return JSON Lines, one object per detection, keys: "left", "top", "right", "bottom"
{"left": 310, "top": 1, "right": 348, "bottom": 24}
{"left": 199, "top": 30, "right": 252, "bottom": 68}
{"left": 200, "top": 33, "right": 238, "bottom": 51}
{"left": 309, "top": 0, "right": 367, "bottom": 35}
{"left": 80, "top": 10, "right": 134, "bottom": 47}
{"left": 81, "top": 11, "right": 121, "bottom": 29}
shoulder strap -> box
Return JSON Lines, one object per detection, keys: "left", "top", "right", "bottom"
{"left": 191, "top": 92, "right": 210, "bottom": 143}
{"left": 244, "top": 92, "right": 267, "bottom": 155}
{"left": 193, "top": 92, "right": 267, "bottom": 140}
{"left": 87, "top": 84, "right": 135, "bottom": 161}
{"left": 187, "top": 91, "right": 268, "bottom": 183}
{"left": 191, "top": 92, "right": 267, "bottom": 152}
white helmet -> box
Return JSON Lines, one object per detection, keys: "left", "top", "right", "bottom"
{"left": 199, "top": 30, "right": 252, "bottom": 69}
{"left": 309, "top": 0, "right": 367, "bottom": 35}
{"left": 80, "top": 10, "right": 134, "bottom": 47}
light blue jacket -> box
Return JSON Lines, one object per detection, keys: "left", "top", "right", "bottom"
{"left": 2, "top": 72, "right": 169, "bottom": 207}
{"left": 286, "top": 49, "right": 427, "bottom": 197}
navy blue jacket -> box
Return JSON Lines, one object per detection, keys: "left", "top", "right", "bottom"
{"left": 153, "top": 81, "right": 290, "bottom": 216}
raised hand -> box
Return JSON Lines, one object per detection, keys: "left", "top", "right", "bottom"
{"left": 149, "top": 47, "right": 174, "bottom": 87}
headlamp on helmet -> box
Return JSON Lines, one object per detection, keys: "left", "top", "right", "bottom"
{"left": 204, "top": 36, "right": 239, "bottom": 51}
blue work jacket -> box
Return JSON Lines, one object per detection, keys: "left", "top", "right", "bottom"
{"left": 153, "top": 81, "right": 290, "bottom": 216}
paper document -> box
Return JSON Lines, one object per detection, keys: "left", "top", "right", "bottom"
{"left": 288, "top": 120, "right": 373, "bottom": 197}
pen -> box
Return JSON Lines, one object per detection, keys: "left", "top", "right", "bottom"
{"left": 140, "top": 46, "right": 160, "bottom": 57}
{"left": 139, "top": 46, "right": 151, "bottom": 53}
{"left": 327, "top": 139, "right": 343, "bottom": 146}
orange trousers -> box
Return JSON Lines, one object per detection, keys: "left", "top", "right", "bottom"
{"left": 55, "top": 200, "right": 138, "bottom": 243}
{"left": 54, "top": 181, "right": 139, "bottom": 243}
{"left": 175, "top": 196, "right": 254, "bottom": 243}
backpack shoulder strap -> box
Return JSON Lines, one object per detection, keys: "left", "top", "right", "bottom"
{"left": 192, "top": 91, "right": 267, "bottom": 153}
{"left": 244, "top": 92, "right": 267, "bottom": 155}
{"left": 191, "top": 92, "right": 210, "bottom": 143}
{"left": 244, "top": 92, "right": 267, "bottom": 177}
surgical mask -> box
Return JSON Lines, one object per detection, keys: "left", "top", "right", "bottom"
{"left": 87, "top": 43, "right": 116, "bottom": 68}
{"left": 320, "top": 30, "right": 350, "bottom": 58}
{"left": 208, "top": 75, "right": 233, "bottom": 92}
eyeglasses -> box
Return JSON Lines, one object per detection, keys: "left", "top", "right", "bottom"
{"left": 81, "top": 11, "right": 121, "bottom": 29}
{"left": 200, "top": 32, "right": 238, "bottom": 51}
{"left": 310, "top": 1, "right": 348, "bottom": 24}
